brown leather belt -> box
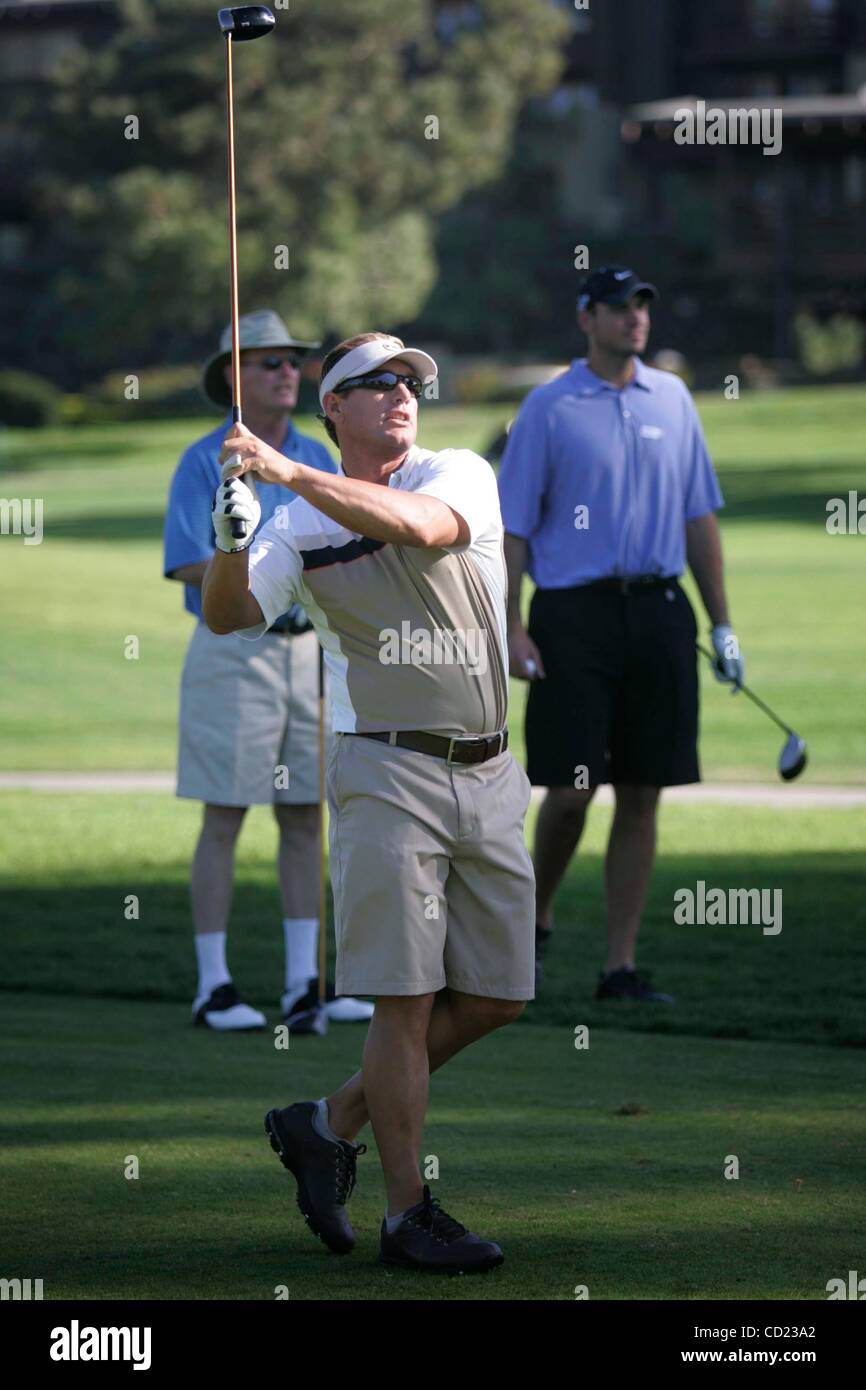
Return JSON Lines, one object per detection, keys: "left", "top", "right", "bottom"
{"left": 351, "top": 728, "right": 508, "bottom": 766}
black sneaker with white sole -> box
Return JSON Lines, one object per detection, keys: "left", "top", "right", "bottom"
{"left": 281, "top": 979, "right": 374, "bottom": 1029}
{"left": 264, "top": 1101, "right": 366, "bottom": 1255}
{"left": 192, "top": 982, "right": 266, "bottom": 1031}
{"left": 379, "top": 1186, "right": 504, "bottom": 1274}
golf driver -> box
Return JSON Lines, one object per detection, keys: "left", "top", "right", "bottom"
{"left": 217, "top": 6, "right": 276, "bottom": 540}
{"left": 697, "top": 643, "right": 808, "bottom": 780}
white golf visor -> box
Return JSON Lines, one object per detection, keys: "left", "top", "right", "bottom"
{"left": 319, "top": 337, "right": 438, "bottom": 408}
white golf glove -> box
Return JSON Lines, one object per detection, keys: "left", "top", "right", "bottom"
{"left": 710, "top": 623, "right": 744, "bottom": 692}
{"left": 212, "top": 476, "right": 261, "bottom": 553}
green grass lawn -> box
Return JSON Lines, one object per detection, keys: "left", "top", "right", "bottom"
{"left": 1, "top": 385, "right": 864, "bottom": 778}
{"left": 2, "top": 788, "right": 865, "bottom": 1299}
{"left": 1, "top": 388, "right": 864, "bottom": 1300}
{"left": 2, "top": 991, "right": 864, "bottom": 1301}
{"left": 3, "top": 792, "right": 865, "bottom": 1049}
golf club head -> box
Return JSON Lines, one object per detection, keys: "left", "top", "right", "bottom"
{"left": 218, "top": 6, "right": 275, "bottom": 40}
{"left": 779, "top": 733, "right": 807, "bottom": 781}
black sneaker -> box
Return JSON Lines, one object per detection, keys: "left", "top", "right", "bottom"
{"left": 379, "top": 1186, "right": 504, "bottom": 1275}
{"left": 535, "top": 924, "right": 553, "bottom": 988}
{"left": 594, "top": 967, "right": 675, "bottom": 1003}
{"left": 264, "top": 1101, "right": 366, "bottom": 1255}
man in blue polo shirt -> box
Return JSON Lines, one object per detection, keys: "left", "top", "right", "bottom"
{"left": 164, "top": 309, "right": 373, "bottom": 1032}
{"left": 498, "top": 267, "right": 744, "bottom": 1003}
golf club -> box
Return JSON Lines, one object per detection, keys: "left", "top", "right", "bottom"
{"left": 697, "top": 642, "right": 808, "bottom": 780}
{"left": 287, "top": 645, "right": 329, "bottom": 1036}
{"left": 217, "top": 6, "right": 276, "bottom": 540}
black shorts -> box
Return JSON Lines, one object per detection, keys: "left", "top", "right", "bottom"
{"left": 525, "top": 579, "right": 700, "bottom": 788}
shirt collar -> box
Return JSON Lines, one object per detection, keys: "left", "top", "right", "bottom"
{"left": 335, "top": 445, "right": 418, "bottom": 482}
{"left": 569, "top": 356, "right": 654, "bottom": 394}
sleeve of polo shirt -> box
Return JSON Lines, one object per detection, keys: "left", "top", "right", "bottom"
{"left": 412, "top": 448, "right": 500, "bottom": 550}
{"left": 163, "top": 447, "right": 216, "bottom": 576}
{"left": 682, "top": 390, "right": 725, "bottom": 520}
{"left": 237, "top": 517, "right": 304, "bottom": 640}
{"left": 495, "top": 391, "right": 549, "bottom": 540}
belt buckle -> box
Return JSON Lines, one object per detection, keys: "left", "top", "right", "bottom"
{"left": 446, "top": 735, "right": 483, "bottom": 765}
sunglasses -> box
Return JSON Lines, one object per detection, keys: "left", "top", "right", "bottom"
{"left": 334, "top": 370, "right": 423, "bottom": 398}
{"left": 248, "top": 352, "right": 306, "bottom": 371}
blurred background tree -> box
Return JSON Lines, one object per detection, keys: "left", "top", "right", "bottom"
{"left": 7, "top": 0, "right": 566, "bottom": 387}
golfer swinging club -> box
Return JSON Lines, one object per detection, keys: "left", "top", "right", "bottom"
{"left": 200, "top": 332, "right": 535, "bottom": 1273}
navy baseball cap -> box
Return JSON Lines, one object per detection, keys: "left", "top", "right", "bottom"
{"left": 577, "top": 265, "right": 659, "bottom": 312}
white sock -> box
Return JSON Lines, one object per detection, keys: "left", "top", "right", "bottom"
{"left": 385, "top": 1208, "right": 410, "bottom": 1233}
{"left": 312, "top": 1097, "right": 342, "bottom": 1145}
{"left": 195, "top": 932, "right": 230, "bottom": 1000}
{"left": 284, "top": 917, "right": 319, "bottom": 994}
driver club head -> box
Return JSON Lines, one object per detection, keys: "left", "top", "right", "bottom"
{"left": 218, "top": 6, "right": 275, "bottom": 40}
{"left": 779, "top": 733, "right": 808, "bottom": 781}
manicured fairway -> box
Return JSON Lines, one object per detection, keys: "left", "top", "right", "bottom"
{"left": 2, "top": 386, "right": 864, "bottom": 1301}
{"left": 3, "top": 990, "right": 864, "bottom": 1301}
{"left": 2, "top": 386, "right": 864, "bottom": 778}
{"left": 3, "top": 793, "right": 865, "bottom": 1046}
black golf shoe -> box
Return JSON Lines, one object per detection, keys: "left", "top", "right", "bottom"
{"left": 379, "top": 1186, "right": 504, "bottom": 1275}
{"left": 534, "top": 924, "right": 553, "bottom": 988}
{"left": 594, "top": 967, "right": 675, "bottom": 1004}
{"left": 265, "top": 1101, "right": 366, "bottom": 1255}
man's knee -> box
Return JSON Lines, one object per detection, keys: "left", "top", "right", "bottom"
{"left": 201, "top": 804, "right": 246, "bottom": 844}
{"left": 543, "top": 785, "right": 596, "bottom": 823}
{"left": 613, "top": 784, "right": 660, "bottom": 822}
{"left": 454, "top": 993, "right": 526, "bottom": 1033}
{"left": 274, "top": 802, "right": 319, "bottom": 835}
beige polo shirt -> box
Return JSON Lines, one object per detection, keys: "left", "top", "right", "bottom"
{"left": 238, "top": 444, "right": 508, "bottom": 737}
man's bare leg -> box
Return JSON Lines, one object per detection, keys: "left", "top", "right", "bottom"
{"left": 533, "top": 786, "right": 596, "bottom": 929}
{"left": 604, "top": 783, "right": 660, "bottom": 972}
{"left": 327, "top": 989, "right": 525, "bottom": 1210}
{"left": 191, "top": 804, "right": 247, "bottom": 935}
{"left": 273, "top": 802, "right": 319, "bottom": 918}
{"left": 359, "top": 994, "right": 435, "bottom": 1215}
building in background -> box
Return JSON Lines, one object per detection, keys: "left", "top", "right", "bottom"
{"left": 2, "top": 0, "right": 864, "bottom": 380}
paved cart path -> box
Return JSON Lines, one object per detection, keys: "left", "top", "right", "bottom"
{"left": 1, "top": 771, "right": 864, "bottom": 808}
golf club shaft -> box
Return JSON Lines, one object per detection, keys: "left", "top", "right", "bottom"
{"left": 696, "top": 643, "right": 794, "bottom": 736}
{"left": 318, "top": 645, "right": 327, "bottom": 1007}
{"left": 225, "top": 31, "right": 251, "bottom": 539}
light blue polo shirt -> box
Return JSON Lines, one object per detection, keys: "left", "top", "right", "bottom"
{"left": 497, "top": 357, "right": 724, "bottom": 589}
{"left": 163, "top": 415, "right": 335, "bottom": 619}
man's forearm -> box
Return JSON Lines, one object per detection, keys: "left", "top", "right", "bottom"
{"left": 686, "top": 512, "right": 730, "bottom": 627}
{"left": 504, "top": 533, "right": 529, "bottom": 629}
{"left": 201, "top": 549, "right": 263, "bottom": 633}
{"left": 288, "top": 463, "right": 451, "bottom": 546}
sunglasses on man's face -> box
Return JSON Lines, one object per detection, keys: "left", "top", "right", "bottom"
{"left": 335, "top": 370, "right": 423, "bottom": 399}
{"left": 247, "top": 352, "right": 306, "bottom": 371}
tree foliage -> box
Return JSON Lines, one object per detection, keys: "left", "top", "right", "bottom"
{"left": 9, "top": 0, "right": 566, "bottom": 384}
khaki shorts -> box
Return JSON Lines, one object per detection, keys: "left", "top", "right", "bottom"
{"left": 327, "top": 733, "right": 536, "bottom": 1000}
{"left": 177, "top": 622, "right": 325, "bottom": 806}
